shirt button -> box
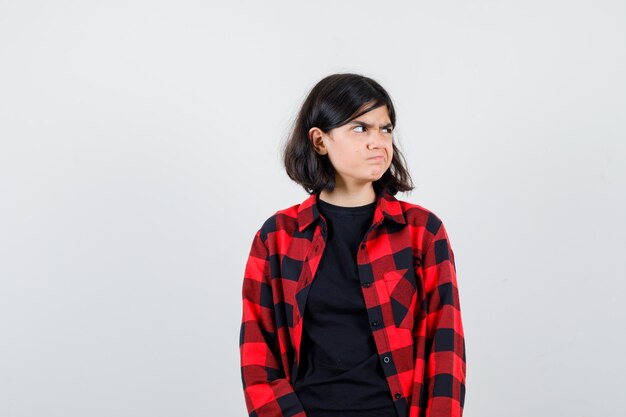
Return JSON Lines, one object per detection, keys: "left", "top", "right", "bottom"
{"left": 362, "top": 282, "right": 371, "bottom": 288}
{"left": 383, "top": 356, "right": 391, "bottom": 364}
{"left": 360, "top": 243, "right": 366, "bottom": 250}
{"left": 395, "top": 393, "right": 401, "bottom": 399}
{"left": 371, "top": 320, "right": 379, "bottom": 327}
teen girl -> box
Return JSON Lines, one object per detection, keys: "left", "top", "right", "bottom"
{"left": 240, "top": 73, "right": 466, "bottom": 417}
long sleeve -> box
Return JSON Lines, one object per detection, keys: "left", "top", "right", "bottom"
{"left": 410, "top": 218, "right": 466, "bottom": 417}
{"left": 239, "top": 229, "right": 307, "bottom": 417}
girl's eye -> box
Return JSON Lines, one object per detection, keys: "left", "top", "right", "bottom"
{"left": 353, "top": 125, "right": 393, "bottom": 134}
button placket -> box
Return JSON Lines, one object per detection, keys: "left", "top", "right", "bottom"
{"left": 310, "top": 237, "right": 323, "bottom": 257}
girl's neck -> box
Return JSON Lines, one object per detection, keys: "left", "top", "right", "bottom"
{"left": 318, "top": 184, "right": 377, "bottom": 207}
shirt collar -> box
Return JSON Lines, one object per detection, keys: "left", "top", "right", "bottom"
{"left": 297, "top": 188, "right": 407, "bottom": 232}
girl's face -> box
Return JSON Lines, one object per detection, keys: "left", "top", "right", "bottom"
{"left": 310, "top": 104, "right": 394, "bottom": 188}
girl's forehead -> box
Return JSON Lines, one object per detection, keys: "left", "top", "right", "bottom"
{"left": 352, "top": 104, "right": 390, "bottom": 121}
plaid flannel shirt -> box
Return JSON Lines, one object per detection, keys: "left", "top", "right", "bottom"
{"left": 239, "top": 189, "right": 466, "bottom": 417}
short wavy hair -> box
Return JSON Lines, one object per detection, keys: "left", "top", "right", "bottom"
{"left": 282, "top": 73, "right": 414, "bottom": 196}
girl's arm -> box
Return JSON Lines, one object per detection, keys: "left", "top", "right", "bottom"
{"left": 239, "top": 229, "right": 307, "bottom": 417}
{"left": 410, "top": 217, "right": 467, "bottom": 417}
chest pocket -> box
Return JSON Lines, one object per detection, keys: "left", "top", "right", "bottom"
{"left": 383, "top": 268, "right": 418, "bottom": 330}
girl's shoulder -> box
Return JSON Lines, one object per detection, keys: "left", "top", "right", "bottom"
{"left": 253, "top": 197, "right": 309, "bottom": 245}
{"left": 397, "top": 198, "right": 447, "bottom": 229}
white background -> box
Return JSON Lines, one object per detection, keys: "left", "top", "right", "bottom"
{"left": 1, "top": 1, "right": 625, "bottom": 416}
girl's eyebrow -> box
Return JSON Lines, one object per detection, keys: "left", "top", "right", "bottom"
{"left": 350, "top": 120, "right": 394, "bottom": 128}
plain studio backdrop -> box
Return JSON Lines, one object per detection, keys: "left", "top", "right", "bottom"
{"left": 1, "top": 1, "right": 624, "bottom": 416}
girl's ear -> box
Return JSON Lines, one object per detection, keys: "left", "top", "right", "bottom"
{"left": 308, "top": 127, "right": 328, "bottom": 156}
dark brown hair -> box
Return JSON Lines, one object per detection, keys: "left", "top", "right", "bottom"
{"left": 282, "top": 73, "right": 414, "bottom": 196}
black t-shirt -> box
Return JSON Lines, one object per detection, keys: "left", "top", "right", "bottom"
{"left": 293, "top": 195, "right": 398, "bottom": 417}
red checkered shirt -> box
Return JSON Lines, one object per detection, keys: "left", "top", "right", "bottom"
{"left": 240, "top": 189, "right": 466, "bottom": 417}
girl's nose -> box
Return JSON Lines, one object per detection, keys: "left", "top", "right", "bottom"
{"left": 368, "top": 131, "right": 386, "bottom": 148}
